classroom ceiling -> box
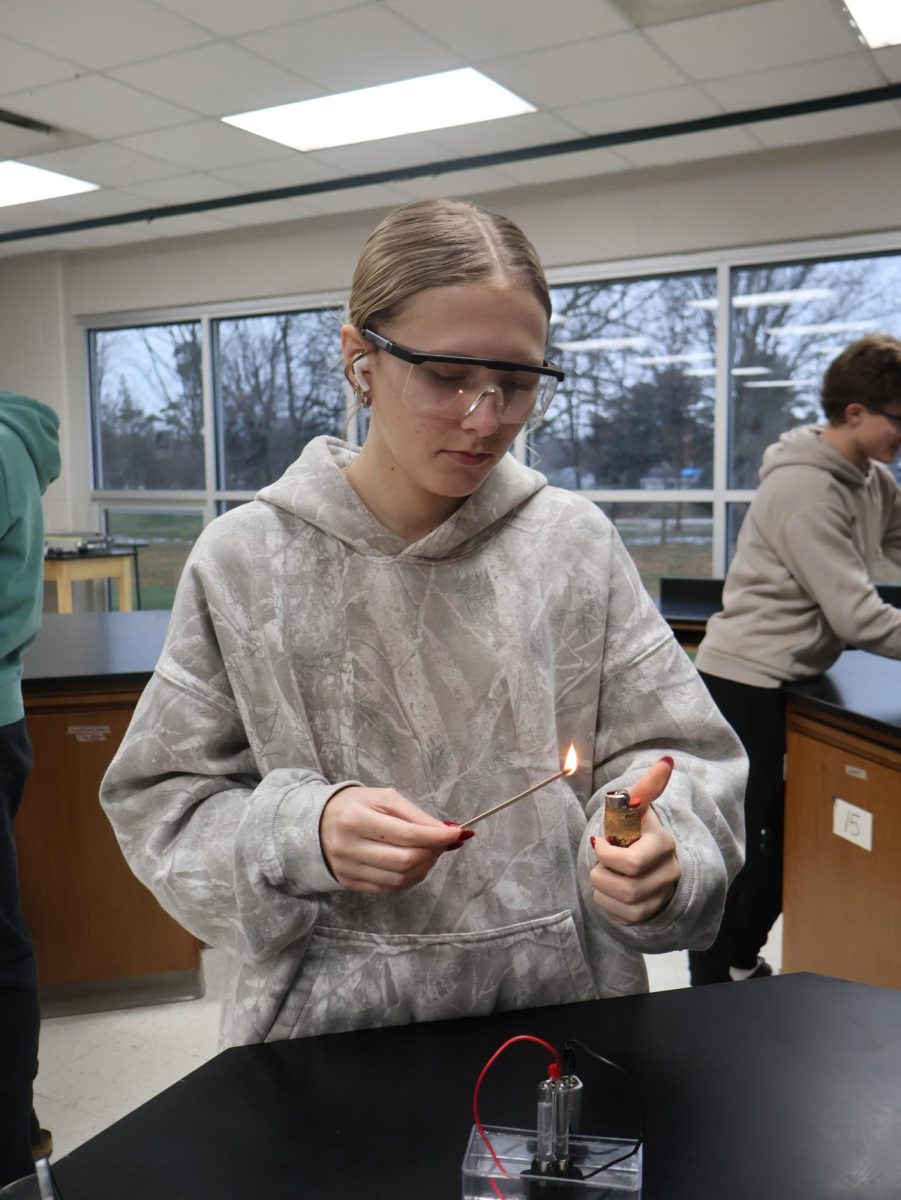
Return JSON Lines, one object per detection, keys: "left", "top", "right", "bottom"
{"left": 0, "top": 0, "right": 899, "bottom": 257}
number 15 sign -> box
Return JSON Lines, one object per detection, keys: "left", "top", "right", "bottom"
{"left": 833, "top": 797, "right": 874, "bottom": 853}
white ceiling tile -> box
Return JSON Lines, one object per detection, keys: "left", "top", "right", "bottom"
{"left": 747, "top": 101, "right": 901, "bottom": 148}
{"left": 426, "top": 112, "right": 584, "bottom": 157}
{"left": 873, "top": 46, "right": 901, "bottom": 84}
{"left": 493, "top": 146, "right": 632, "bottom": 185}
{"left": 2, "top": 75, "right": 197, "bottom": 140}
{"left": 0, "top": 0, "right": 213, "bottom": 70}
{"left": 615, "top": 126, "right": 761, "bottom": 167}
{"left": 558, "top": 84, "right": 721, "bottom": 136}
{"left": 0, "top": 36, "right": 81, "bottom": 96}
{"left": 391, "top": 166, "right": 525, "bottom": 200}
{"left": 19, "top": 143, "right": 185, "bottom": 187}
{"left": 211, "top": 155, "right": 344, "bottom": 189}
{"left": 482, "top": 31, "right": 687, "bottom": 109}
{"left": 149, "top": 0, "right": 360, "bottom": 38}
{"left": 385, "top": 0, "right": 630, "bottom": 59}
{"left": 0, "top": 203, "right": 65, "bottom": 230}
{"left": 644, "top": 0, "right": 860, "bottom": 82}
{"left": 123, "top": 174, "right": 244, "bottom": 204}
{"left": 25, "top": 188, "right": 155, "bottom": 219}
{"left": 109, "top": 42, "right": 320, "bottom": 118}
{"left": 238, "top": 3, "right": 462, "bottom": 92}
{"left": 310, "top": 133, "right": 456, "bottom": 175}
{"left": 302, "top": 182, "right": 409, "bottom": 215}
{"left": 0, "top": 124, "right": 85, "bottom": 160}
{"left": 116, "top": 121, "right": 295, "bottom": 170}
{"left": 704, "top": 53, "right": 885, "bottom": 111}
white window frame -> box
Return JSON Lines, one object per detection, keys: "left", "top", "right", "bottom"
{"left": 84, "top": 228, "right": 901, "bottom": 578}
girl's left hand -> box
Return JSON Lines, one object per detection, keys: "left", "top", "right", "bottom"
{"left": 588, "top": 757, "right": 681, "bottom": 926}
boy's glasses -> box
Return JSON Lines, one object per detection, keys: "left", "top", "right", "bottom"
{"left": 871, "top": 407, "right": 901, "bottom": 432}
{"left": 361, "top": 327, "right": 564, "bottom": 425}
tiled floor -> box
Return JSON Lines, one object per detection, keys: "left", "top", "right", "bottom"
{"left": 33, "top": 920, "right": 783, "bottom": 1163}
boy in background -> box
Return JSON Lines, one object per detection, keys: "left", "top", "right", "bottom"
{"left": 691, "top": 333, "right": 901, "bottom": 986}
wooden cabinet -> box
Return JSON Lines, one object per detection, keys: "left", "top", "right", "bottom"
{"left": 782, "top": 709, "right": 901, "bottom": 989}
{"left": 16, "top": 678, "right": 200, "bottom": 1011}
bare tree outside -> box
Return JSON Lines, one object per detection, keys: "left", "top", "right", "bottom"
{"left": 729, "top": 254, "right": 901, "bottom": 486}
{"left": 537, "top": 271, "right": 717, "bottom": 490}
{"left": 215, "top": 307, "right": 346, "bottom": 490}
{"left": 92, "top": 322, "right": 204, "bottom": 490}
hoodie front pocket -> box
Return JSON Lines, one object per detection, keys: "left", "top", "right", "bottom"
{"left": 280, "top": 909, "right": 598, "bottom": 1040}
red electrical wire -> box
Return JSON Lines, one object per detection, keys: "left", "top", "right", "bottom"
{"left": 472, "top": 1035, "right": 562, "bottom": 1200}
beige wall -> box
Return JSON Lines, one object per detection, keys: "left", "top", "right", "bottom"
{"left": 1, "top": 127, "right": 900, "bottom": 528}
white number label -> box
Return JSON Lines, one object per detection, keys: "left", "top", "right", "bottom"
{"left": 833, "top": 798, "right": 873, "bottom": 852}
{"left": 844, "top": 764, "right": 868, "bottom": 780}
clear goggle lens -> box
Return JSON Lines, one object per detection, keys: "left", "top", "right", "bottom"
{"left": 400, "top": 359, "right": 557, "bottom": 425}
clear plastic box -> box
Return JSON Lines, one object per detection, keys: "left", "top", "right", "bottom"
{"left": 462, "top": 1125, "right": 642, "bottom": 1198}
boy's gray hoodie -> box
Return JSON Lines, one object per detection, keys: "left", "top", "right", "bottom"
{"left": 697, "top": 425, "right": 901, "bottom": 688}
{"left": 101, "top": 437, "right": 745, "bottom": 1048}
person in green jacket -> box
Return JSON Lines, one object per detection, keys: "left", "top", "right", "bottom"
{"left": 0, "top": 392, "right": 60, "bottom": 1187}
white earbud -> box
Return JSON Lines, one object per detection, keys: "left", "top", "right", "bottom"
{"left": 351, "top": 355, "right": 372, "bottom": 406}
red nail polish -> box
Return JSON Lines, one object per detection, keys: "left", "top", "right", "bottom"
{"left": 659, "top": 755, "right": 674, "bottom": 768}
{"left": 442, "top": 820, "right": 461, "bottom": 827}
{"left": 460, "top": 830, "right": 475, "bottom": 841}
{"left": 448, "top": 839, "right": 464, "bottom": 851}
{"left": 590, "top": 835, "right": 596, "bottom": 850}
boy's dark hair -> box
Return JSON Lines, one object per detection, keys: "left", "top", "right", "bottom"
{"left": 821, "top": 332, "right": 901, "bottom": 423}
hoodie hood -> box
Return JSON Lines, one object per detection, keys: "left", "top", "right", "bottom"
{"left": 0, "top": 392, "right": 61, "bottom": 494}
{"left": 257, "top": 435, "right": 547, "bottom": 561}
{"left": 759, "top": 423, "right": 864, "bottom": 489}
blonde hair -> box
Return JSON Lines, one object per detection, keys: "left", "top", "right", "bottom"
{"left": 347, "top": 199, "right": 552, "bottom": 332}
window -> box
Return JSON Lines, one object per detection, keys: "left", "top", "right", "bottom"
{"left": 539, "top": 271, "right": 716, "bottom": 490}
{"left": 599, "top": 502, "right": 713, "bottom": 602}
{"left": 104, "top": 511, "right": 203, "bottom": 610}
{"left": 87, "top": 237, "right": 901, "bottom": 604}
{"left": 729, "top": 252, "right": 901, "bottom": 487}
{"left": 214, "top": 308, "right": 346, "bottom": 491}
{"left": 91, "top": 322, "right": 203, "bottom": 490}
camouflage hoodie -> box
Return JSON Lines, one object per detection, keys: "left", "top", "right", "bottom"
{"left": 0, "top": 392, "right": 61, "bottom": 725}
{"left": 698, "top": 425, "right": 901, "bottom": 687}
{"left": 101, "top": 436, "right": 745, "bottom": 1047}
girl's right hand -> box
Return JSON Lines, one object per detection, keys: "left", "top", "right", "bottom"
{"left": 319, "top": 786, "right": 472, "bottom": 893}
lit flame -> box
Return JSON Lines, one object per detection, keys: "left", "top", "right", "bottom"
{"left": 563, "top": 742, "right": 578, "bottom": 776}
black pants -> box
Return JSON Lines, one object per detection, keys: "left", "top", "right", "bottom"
{"left": 689, "top": 673, "right": 786, "bottom": 985}
{"left": 0, "top": 718, "right": 39, "bottom": 1187}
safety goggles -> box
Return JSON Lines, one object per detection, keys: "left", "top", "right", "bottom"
{"left": 361, "top": 327, "right": 564, "bottom": 425}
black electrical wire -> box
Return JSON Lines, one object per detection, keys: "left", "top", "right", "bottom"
{"left": 565, "top": 1038, "right": 645, "bottom": 1178}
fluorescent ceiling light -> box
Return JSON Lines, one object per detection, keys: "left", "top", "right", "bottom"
{"left": 556, "top": 337, "right": 648, "bottom": 351}
{"left": 634, "top": 352, "right": 713, "bottom": 365}
{"left": 222, "top": 68, "right": 534, "bottom": 152}
{"left": 843, "top": 1, "right": 901, "bottom": 48}
{"left": 765, "top": 321, "right": 873, "bottom": 337}
{"left": 742, "top": 379, "right": 813, "bottom": 388}
{"left": 688, "top": 288, "right": 835, "bottom": 311}
{"left": 685, "top": 367, "right": 772, "bottom": 378}
{"left": 0, "top": 160, "right": 97, "bottom": 208}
